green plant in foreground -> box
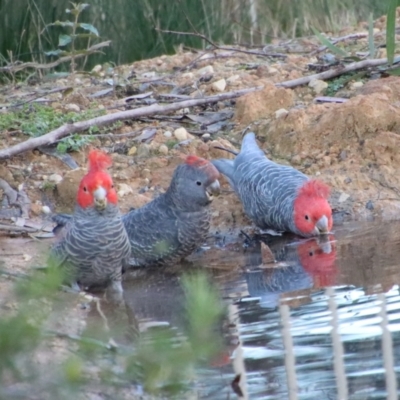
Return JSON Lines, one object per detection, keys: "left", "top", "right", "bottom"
{"left": 45, "top": 2, "right": 100, "bottom": 74}
{"left": 0, "top": 262, "right": 226, "bottom": 398}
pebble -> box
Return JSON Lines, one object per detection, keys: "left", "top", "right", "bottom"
{"left": 128, "top": 146, "right": 137, "bottom": 156}
{"left": 350, "top": 81, "right": 364, "bottom": 90}
{"left": 275, "top": 108, "right": 288, "bottom": 118}
{"left": 174, "top": 127, "right": 188, "bottom": 141}
{"left": 117, "top": 183, "right": 133, "bottom": 197}
{"left": 366, "top": 200, "right": 374, "bottom": 210}
{"left": 227, "top": 75, "right": 240, "bottom": 84}
{"left": 137, "top": 143, "right": 150, "bottom": 158}
{"left": 65, "top": 103, "right": 80, "bottom": 112}
{"left": 338, "top": 192, "right": 350, "bottom": 203}
{"left": 339, "top": 150, "right": 347, "bottom": 161}
{"left": 158, "top": 144, "right": 169, "bottom": 155}
{"left": 308, "top": 79, "right": 328, "bottom": 94}
{"left": 212, "top": 79, "right": 226, "bottom": 92}
{"left": 182, "top": 72, "right": 194, "bottom": 79}
{"left": 164, "top": 131, "right": 172, "bottom": 138}
{"left": 344, "top": 177, "right": 352, "bottom": 184}
{"left": 197, "top": 65, "right": 214, "bottom": 76}
{"left": 202, "top": 133, "right": 211, "bottom": 140}
{"left": 92, "top": 65, "right": 102, "bottom": 73}
{"left": 42, "top": 205, "right": 51, "bottom": 214}
{"left": 141, "top": 169, "right": 151, "bottom": 179}
{"left": 49, "top": 174, "right": 63, "bottom": 184}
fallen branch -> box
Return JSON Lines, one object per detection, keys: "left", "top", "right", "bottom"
{"left": 0, "top": 41, "right": 111, "bottom": 73}
{"left": 0, "top": 86, "right": 263, "bottom": 159}
{"left": 276, "top": 56, "right": 400, "bottom": 88}
{"left": 156, "top": 28, "right": 287, "bottom": 58}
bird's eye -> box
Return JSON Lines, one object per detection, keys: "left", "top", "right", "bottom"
{"left": 83, "top": 186, "right": 88, "bottom": 192}
{"left": 309, "top": 251, "right": 314, "bottom": 256}
{"left": 305, "top": 215, "right": 309, "bottom": 220}
{"left": 196, "top": 181, "right": 202, "bottom": 186}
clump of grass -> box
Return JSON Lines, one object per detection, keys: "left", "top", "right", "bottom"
{"left": 0, "top": 103, "right": 104, "bottom": 153}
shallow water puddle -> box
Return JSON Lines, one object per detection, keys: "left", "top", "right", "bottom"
{"left": 123, "top": 220, "right": 400, "bottom": 399}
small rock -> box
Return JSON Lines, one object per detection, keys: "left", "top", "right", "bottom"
{"left": 308, "top": 79, "right": 328, "bottom": 94}
{"left": 350, "top": 81, "right": 364, "bottom": 90}
{"left": 366, "top": 200, "right": 374, "bottom": 210}
{"left": 30, "top": 203, "right": 43, "bottom": 216}
{"left": 338, "top": 192, "right": 350, "bottom": 203}
{"left": 227, "top": 75, "right": 240, "bottom": 84}
{"left": 275, "top": 108, "right": 288, "bottom": 118}
{"left": 174, "top": 127, "right": 188, "bottom": 141}
{"left": 23, "top": 254, "right": 32, "bottom": 261}
{"left": 42, "top": 175, "right": 48, "bottom": 181}
{"left": 137, "top": 143, "right": 150, "bottom": 158}
{"left": 49, "top": 174, "right": 63, "bottom": 184}
{"left": 202, "top": 133, "right": 211, "bottom": 140}
{"left": 268, "top": 67, "right": 278, "bottom": 75}
{"left": 344, "top": 177, "right": 352, "bottom": 184}
{"left": 212, "top": 79, "right": 226, "bottom": 92}
{"left": 182, "top": 72, "right": 194, "bottom": 79}
{"left": 158, "top": 144, "right": 169, "bottom": 155}
{"left": 164, "top": 131, "right": 172, "bottom": 138}
{"left": 323, "top": 156, "right": 331, "bottom": 166}
{"left": 42, "top": 205, "right": 51, "bottom": 214}
{"left": 197, "top": 65, "right": 214, "bottom": 76}
{"left": 92, "top": 65, "right": 102, "bottom": 73}
{"left": 141, "top": 169, "right": 151, "bottom": 179}
{"left": 128, "top": 146, "right": 137, "bottom": 156}
{"left": 339, "top": 150, "right": 347, "bottom": 161}
{"left": 117, "top": 183, "right": 133, "bottom": 197}
{"left": 65, "top": 103, "right": 80, "bottom": 112}
{"left": 291, "top": 155, "right": 301, "bottom": 165}
{"left": 141, "top": 71, "right": 156, "bottom": 78}
{"left": 156, "top": 58, "right": 163, "bottom": 66}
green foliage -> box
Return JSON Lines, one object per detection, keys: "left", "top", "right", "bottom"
{"left": 311, "top": 27, "right": 349, "bottom": 57}
{"left": 325, "top": 72, "right": 361, "bottom": 96}
{"left": 0, "top": 263, "right": 226, "bottom": 398}
{"left": 0, "top": 103, "right": 103, "bottom": 152}
{"left": 45, "top": 2, "right": 100, "bottom": 73}
{"left": 386, "top": 0, "right": 398, "bottom": 64}
{"left": 0, "top": 0, "right": 387, "bottom": 70}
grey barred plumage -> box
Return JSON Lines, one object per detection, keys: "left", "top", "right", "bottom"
{"left": 212, "top": 132, "right": 332, "bottom": 237}
{"left": 122, "top": 157, "right": 220, "bottom": 267}
{"left": 51, "top": 204, "right": 131, "bottom": 290}
{"left": 50, "top": 149, "right": 131, "bottom": 298}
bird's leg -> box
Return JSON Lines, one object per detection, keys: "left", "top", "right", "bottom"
{"left": 105, "top": 280, "right": 124, "bottom": 305}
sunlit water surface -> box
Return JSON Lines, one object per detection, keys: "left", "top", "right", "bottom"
{"left": 122, "top": 220, "right": 400, "bottom": 399}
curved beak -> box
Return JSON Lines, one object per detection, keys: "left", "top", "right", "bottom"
{"left": 315, "top": 215, "right": 329, "bottom": 235}
{"left": 205, "top": 180, "right": 220, "bottom": 202}
{"left": 94, "top": 186, "right": 107, "bottom": 210}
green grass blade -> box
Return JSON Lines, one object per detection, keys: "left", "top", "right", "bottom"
{"left": 368, "top": 13, "right": 375, "bottom": 59}
{"left": 311, "top": 26, "right": 348, "bottom": 57}
{"left": 386, "top": 0, "right": 399, "bottom": 64}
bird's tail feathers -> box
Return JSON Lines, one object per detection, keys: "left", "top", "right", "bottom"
{"left": 241, "top": 132, "right": 264, "bottom": 155}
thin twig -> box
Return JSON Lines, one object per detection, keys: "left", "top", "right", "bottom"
{"left": 0, "top": 86, "right": 263, "bottom": 159}
{"left": 156, "top": 28, "right": 287, "bottom": 58}
{"left": 276, "top": 56, "right": 400, "bottom": 88}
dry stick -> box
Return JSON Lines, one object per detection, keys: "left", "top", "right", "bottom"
{"left": 276, "top": 56, "right": 400, "bottom": 88}
{"left": 0, "top": 41, "right": 111, "bottom": 73}
{"left": 0, "top": 86, "right": 263, "bottom": 160}
{"left": 155, "top": 28, "right": 287, "bottom": 58}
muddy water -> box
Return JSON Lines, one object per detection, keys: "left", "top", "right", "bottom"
{"left": 123, "top": 220, "right": 400, "bottom": 399}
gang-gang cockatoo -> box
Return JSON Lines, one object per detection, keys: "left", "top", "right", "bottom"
{"left": 122, "top": 155, "right": 220, "bottom": 267}
{"left": 50, "top": 150, "right": 130, "bottom": 297}
{"left": 212, "top": 132, "right": 333, "bottom": 237}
